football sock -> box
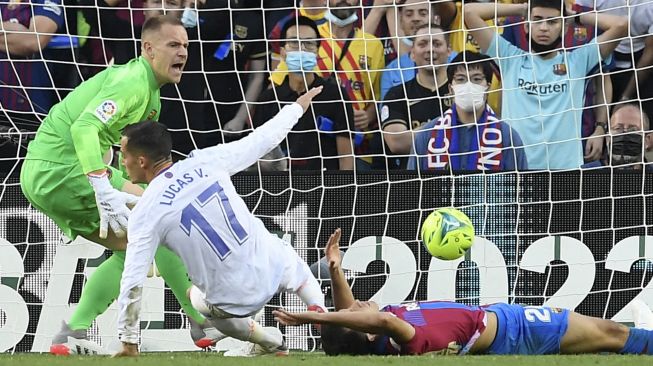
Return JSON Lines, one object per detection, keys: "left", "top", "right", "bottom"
{"left": 296, "top": 276, "right": 326, "bottom": 310}
{"left": 68, "top": 247, "right": 206, "bottom": 332}
{"left": 154, "top": 246, "right": 206, "bottom": 324}
{"left": 631, "top": 299, "right": 653, "bottom": 330}
{"left": 212, "top": 317, "right": 283, "bottom": 349}
{"left": 68, "top": 251, "right": 125, "bottom": 331}
{"left": 620, "top": 327, "right": 651, "bottom": 354}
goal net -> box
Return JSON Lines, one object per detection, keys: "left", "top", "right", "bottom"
{"left": 0, "top": 0, "right": 652, "bottom": 354}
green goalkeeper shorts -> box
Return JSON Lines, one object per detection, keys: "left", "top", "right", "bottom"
{"left": 20, "top": 159, "right": 128, "bottom": 239}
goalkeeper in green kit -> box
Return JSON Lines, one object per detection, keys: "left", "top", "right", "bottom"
{"left": 20, "top": 15, "right": 223, "bottom": 355}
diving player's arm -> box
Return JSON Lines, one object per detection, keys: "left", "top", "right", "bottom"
{"left": 193, "top": 86, "right": 323, "bottom": 175}
{"left": 273, "top": 308, "right": 415, "bottom": 343}
{"left": 324, "top": 229, "right": 356, "bottom": 310}
{"left": 116, "top": 207, "right": 161, "bottom": 353}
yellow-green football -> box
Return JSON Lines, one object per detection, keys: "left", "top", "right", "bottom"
{"left": 421, "top": 208, "right": 474, "bottom": 260}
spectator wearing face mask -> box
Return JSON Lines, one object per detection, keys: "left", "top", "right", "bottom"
{"left": 267, "top": 0, "right": 328, "bottom": 72}
{"left": 271, "top": 0, "right": 384, "bottom": 170}
{"left": 583, "top": 103, "right": 653, "bottom": 170}
{"left": 254, "top": 16, "right": 355, "bottom": 171}
{"left": 435, "top": 0, "right": 504, "bottom": 115}
{"left": 408, "top": 51, "right": 527, "bottom": 172}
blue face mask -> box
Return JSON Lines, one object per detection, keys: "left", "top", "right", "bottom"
{"left": 285, "top": 51, "right": 317, "bottom": 73}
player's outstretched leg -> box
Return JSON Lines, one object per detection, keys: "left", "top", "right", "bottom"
{"left": 560, "top": 311, "right": 653, "bottom": 354}
{"left": 188, "top": 313, "right": 226, "bottom": 348}
{"left": 52, "top": 247, "right": 222, "bottom": 354}
{"left": 49, "top": 321, "right": 108, "bottom": 356}
{"left": 50, "top": 250, "right": 126, "bottom": 355}
{"left": 215, "top": 317, "right": 288, "bottom": 357}
{"left": 154, "top": 246, "right": 225, "bottom": 348}
{"left": 50, "top": 251, "right": 126, "bottom": 354}
{"left": 279, "top": 242, "right": 327, "bottom": 311}
{"left": 66, "top": 251, "right": 125, "bottom": 331}
{"left": 188, "top": 286, "right": 286, "bottom": 357}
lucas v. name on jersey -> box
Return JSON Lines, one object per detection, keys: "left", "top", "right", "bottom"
{"left": 159, "top": 168, "right": 207, "bottom": 206}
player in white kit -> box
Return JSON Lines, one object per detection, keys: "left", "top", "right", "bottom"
{"left": 115, "top": 87, "right": 326, "bottom": 357}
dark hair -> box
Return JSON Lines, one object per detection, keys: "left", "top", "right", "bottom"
{"left": 529, "top": 0, "right": 564, "bottom": 14}
{"left": 447, "top": 51, "right": 494, "bottom": 85}
{"left": 280, "top": 16, "right": 321, "bottom": 48}
{"left": 141, "top": 14, "right": 184, "bottom": 37}
{"left": 321, "top": 325, "right": 373, "bottom": 356}
{"left": 122, "top": 121, "right": 172, "bottom": 162}
{"left": 414, "top": 23, "right": 449, "bottom": 46}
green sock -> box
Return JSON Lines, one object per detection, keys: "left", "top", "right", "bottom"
{"left": 68, "top": 251, "right": 125, "bottom": 330}
{"left": 155, "top": 246, "right": 206, "bottom": 324}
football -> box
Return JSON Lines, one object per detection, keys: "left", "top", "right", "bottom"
{"left": 421, "top": 208, "right": 475, "bottom": 260}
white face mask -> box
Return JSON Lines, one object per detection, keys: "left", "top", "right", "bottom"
{"left": 181, "top": 7, "right": 198, "bottom": 28}
{"left": 401, "top": 36, "right": 414, "bottom": 47}
{"left": 452, "top": 82, "right": 486, "bottom": 112}
{"left": 324, "top": 9, "right": 359, "bottom": 27}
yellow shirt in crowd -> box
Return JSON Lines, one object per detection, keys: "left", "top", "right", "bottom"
{"left": 271, "top": 22, "right": 385, "bottom": 112}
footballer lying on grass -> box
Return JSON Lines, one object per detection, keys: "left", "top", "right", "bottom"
{"left": 273, "top": 229, "right": 653, "bottom": 356}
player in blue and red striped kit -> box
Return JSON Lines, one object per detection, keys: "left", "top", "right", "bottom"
{"left": 0, "top": 0, "right": 64, "bottom": 119}
{"left": 274, "top": 229, "right": 653, "bottom": 356}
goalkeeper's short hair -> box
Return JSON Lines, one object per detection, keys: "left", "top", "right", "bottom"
{"left": 122, "top": 121, "right": 172, "bottom": 162}
{"left": 142, "top": 14, "right": 184, "bottom": 37}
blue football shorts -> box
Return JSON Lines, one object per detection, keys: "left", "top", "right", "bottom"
{"left": 485, "top": 303, "right": 570, "bottom": 355}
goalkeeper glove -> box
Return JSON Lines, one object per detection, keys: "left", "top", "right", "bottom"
{"left": 87, "top": 171, "right": 139, "bottom": 239}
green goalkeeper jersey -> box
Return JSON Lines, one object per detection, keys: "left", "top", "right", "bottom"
{"left": 26, "top": 56, "right": 161, "bottom": 173}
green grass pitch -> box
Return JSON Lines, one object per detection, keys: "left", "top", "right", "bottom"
{"left": 0, "top": 353, "right": 646, "bottom": 366}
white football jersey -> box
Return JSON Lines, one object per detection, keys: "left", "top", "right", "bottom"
{"left": 118, "top": 103, "right": 304, "bottom": 344}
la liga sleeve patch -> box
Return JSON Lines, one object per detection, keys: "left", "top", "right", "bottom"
{"left": 94, "top": 100, "right": 118, "bottom": 124}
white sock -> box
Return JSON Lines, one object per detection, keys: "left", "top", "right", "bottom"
{"left": 211, "top": 317, "right": 282, "bottom": 349}
{"left": 631, "top": 299, "right": 653, "bottom": 330}
{"left": 296, "top": 277, "right": 327, "bottom": 311}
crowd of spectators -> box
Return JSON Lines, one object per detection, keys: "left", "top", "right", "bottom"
{"left": 1, "top": 0, "right": 652, "bottom": 174}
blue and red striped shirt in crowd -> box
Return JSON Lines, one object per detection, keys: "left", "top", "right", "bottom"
{"left": 267, "top": 7, "right": 328, "bottom": 60}
{"left": 0, "top": 0, "right": 64, "bottom": 115}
